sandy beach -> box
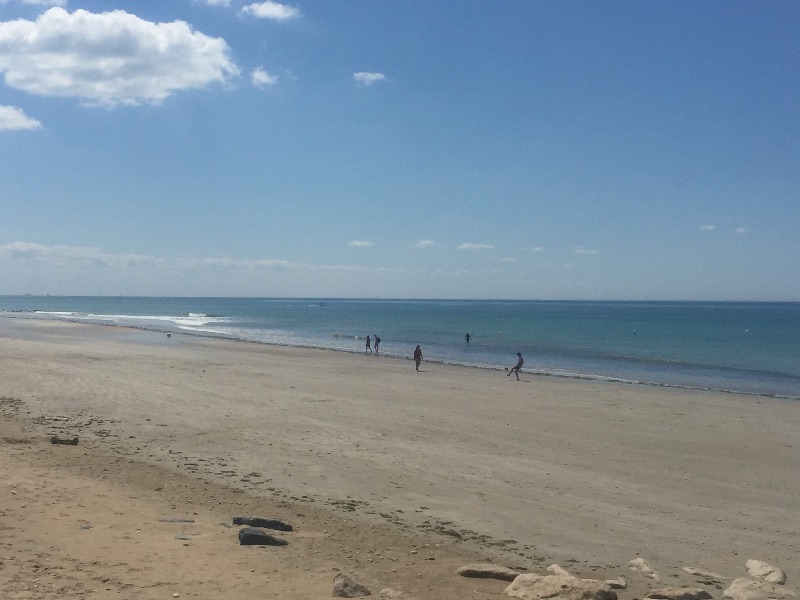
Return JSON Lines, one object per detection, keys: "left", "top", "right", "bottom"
{"left": 1, "top": 316, "right": 798, "bottom": 599}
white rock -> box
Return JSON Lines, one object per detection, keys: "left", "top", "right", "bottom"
{"left": 505, "top": 572, "right": 617, "bottom": 600}
{"left": 746, "top": 560, "right": 787, "bottom": 585}
{"left": 547, "top": 564, "right": 572, "bottom": 576}
{"left": 628, "top": 558, "right": 661, "bottom": 580}
{"left": 723, "top": 578, "right": 797, "bottom": 600}
{"left": 646, "top": 587, "right": 713, "bottom": 600}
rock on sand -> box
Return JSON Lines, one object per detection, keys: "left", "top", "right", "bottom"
{"left": 505, "top": 572, "right": 617, "bottom": 600}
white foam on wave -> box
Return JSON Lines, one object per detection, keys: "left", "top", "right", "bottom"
{"left": 40, "top": 311, "right": 230, "bottom": 330}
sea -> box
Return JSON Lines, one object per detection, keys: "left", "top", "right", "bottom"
{"left": 1, "top": 296, "right": 798, "bottom": 399}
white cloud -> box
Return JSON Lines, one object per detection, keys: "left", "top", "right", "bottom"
{"left": 0, "top": 105, "right": 42, "bottom": 130}
{"left": 199, "top": 0, "right": 232, "bottom": 6}
{"left": 458, "top": 243, "right": 493, "bottom": 250}
{"left": 735, "top": 227, "right": 748, "bottom": 234}
{"left": 0, "top": 241, "right": 166, "bottom": 268}
{"left": 501, "top": 257, "right": 517, "bottom": 263}
{"left": 251, "top": 67, "right": 278, "bottom": 87}
{"left": 240, "top": 1, "right": 301, "bottom": 20}
{"left": 348, "top": 240, "right": 374, "bottom": 248}
{"left": 415, "top": 240, "right": 435, "bottom": 248}
{"left": 354, "top": 72, "right": 387, "bottom": 86}
{"left": 530, "top": 246, "right": 544, "bottom": 253}
{"left": 0, "top": 0, "right": 66, "bottom": 6}
{"left": 0, "top": 8, "right": 239, "bottom": 107}
{"left": 573, "top": 246, "right": 598, "bottom": 255}
{"left": 700, "top": 224, "right": 715, "bottom": 231}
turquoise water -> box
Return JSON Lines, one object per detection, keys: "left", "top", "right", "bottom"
{"left": 2, "top": 296, "right": 798, "bottom": 398}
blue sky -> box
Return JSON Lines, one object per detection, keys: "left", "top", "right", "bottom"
{"left": 1, "top": 0, "right": 798, "bottom": 300}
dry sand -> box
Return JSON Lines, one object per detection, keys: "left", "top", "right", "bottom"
{"left": 1, "top": 316, "right": 798, "bottom": 599}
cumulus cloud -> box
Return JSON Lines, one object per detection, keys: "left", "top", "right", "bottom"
{"left": 415, "top": 240, "right": 435, "bottom": 248}
{"left": 573, "top": 246, "right": 598, "bottom": 255}
{"left": 354, "top": 72, "right": 387, "bottom": 86}
{"left": 251, "top": 67, "right": 278, "bottom": 87}
{"left": 240, "top": 1, "right": 301, "bottom": 20}
{"left": 199, "top": 0, "right": 232, "bottom": 6}
{"left": 348, "top": 240, "right": 374, "bottom": 248}
{"left": 0, "top": 105, "right": 41, "bottom": 130}
{"left": 0, "top": 8, "right": 240, "bottom": 107}
{"left": 458, "top": 243, "right": 493, "bottom": 250}
{"left": 700, "top": 224, "right": 715, "bottom": 231}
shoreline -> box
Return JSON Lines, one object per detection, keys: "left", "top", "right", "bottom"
{"left": 4, "top": 312, "right": 799, "bottom": 402}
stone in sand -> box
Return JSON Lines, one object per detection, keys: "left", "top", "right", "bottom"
{"left": 456, "top": 563, "right": 521, "bottom": 581}
{"left": 237, "top": 527, "right": 288, "bottom": 546}
{"left": 683, "top": 567, "right": 726, "bottom": 582}
{"left": 628, "top": 558, "right": 661, "bottom": 580}
{"left": 646, "top": 587, "right": 713, "bottom": 600}
{"left": 547, "top": 564, "right": 572, "bottom": 576}
{"left": 723, "top": 578, "right": 797, "bottom": 600}
{"left": 605, "top": 578, "right": 627, "bottom": 590}
{"left": 232, "top": 516, "right": 293, "bottom": 532}
{"left": 379, "top": 589, "right": 406, "bottom": 599}
{"left": 333, "top": 572, "right": 372, "bottom": 598}
{"left": 505, "top": 572, "right": 617, "bottom": 600}
{"left": 51, "top": 436, "right": 79, "bottom": 445}
{"left": 746, "top": 560, "right": 787, "bottom": 585}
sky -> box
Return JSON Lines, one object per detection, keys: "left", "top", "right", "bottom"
{"left": 1, "top": 0, "right": 798, "bottom": 300}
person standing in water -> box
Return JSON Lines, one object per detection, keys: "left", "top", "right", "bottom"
{"left": 413, "top": 345, "right": 423, "bottom": 371}
{"left": 507, "top": 352, "right": 523, "bottom": 380}
{"left": 374, "top": 335, "right": 381, "bottom": 354}
{"left": 465, "top": 332, "right": 471, "bottom": 343}
{"left": 365, "top": 336, "right": 372, "bottom": 353}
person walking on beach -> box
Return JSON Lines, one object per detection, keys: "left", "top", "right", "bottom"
{"left": 413, "top": 345, "right": 423, "bottom": 371}
{"left": 507, "top": 352, "right": 523, "bottom": 380}
{"left": 465, "top": 332, "right": 471, "bottom": 343}
{"left": 365, "top": 335, "right": 372, "bottom": 353}
{"left": 374, "top": 335, "right": 381, "bottom": 354}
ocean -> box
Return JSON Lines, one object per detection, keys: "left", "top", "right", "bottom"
{"left": 1, "top": 296, "right": 798, "bottom": 399}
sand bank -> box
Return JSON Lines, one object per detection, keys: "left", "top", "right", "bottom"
{"left": 1, "top": 316, "right": 798, "bottom": 598}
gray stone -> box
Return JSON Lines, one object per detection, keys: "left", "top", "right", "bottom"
{"left": 683, "top": 568, "right": 727, "bottom": 582}
{"left": 51, "top": 436, "right": 79, "bottom": 445}
{"left": 605, "top": 578, "right": 627, "bottom": 590}
{"left": 505, "top": 573, "right": 617, "bottom": 600}
{"left": 646, "top": 587, "right": 713, "bottom": 600}
{"left": 723, "top": 578, "right": 796, "bottom": 600}
{"left": 746, "top": 561, "right": 787, "bottom": 585}
{"left": 333, "top": 572, "right": 371, "bottom": 598}
{"left": 456, "top": 563, "right": 521, "bottom": 581}
{"left": 237, "top": 527, "right": 288, "bottom": 546}
{"left": 232, "top": 516, "right": 293, "bottom": 532}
